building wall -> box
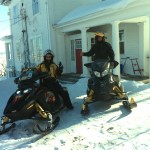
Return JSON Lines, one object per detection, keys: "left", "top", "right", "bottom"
{"left": 7, "top": 0, "right": 150, "bottom": 76}
{"left": 8, "top": 0, "right": 103, "bottom": 73}
{"left": 89, "top": 23, "right": 142, "bottom": 75}
{"left": 62, "top": 24, "right": 140, "bottom": 75}
{"left": 9, "top": 0, "right": 52, "bottom": 73}
{"left": 120, "top": 23, "right": 140, "bottom": 75}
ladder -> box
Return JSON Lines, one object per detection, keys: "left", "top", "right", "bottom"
{"left": 130, "top": 58, "right": 143, "bottom": 76}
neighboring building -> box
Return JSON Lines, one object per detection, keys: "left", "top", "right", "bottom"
{"left": 0, "top": 51, "right": 6, "bottom": 77}
{"left": 0, "top": 0, "right": 150, "bottom": 78}
{"left": 0, "top": 35, "right": 15, "bottom": 78}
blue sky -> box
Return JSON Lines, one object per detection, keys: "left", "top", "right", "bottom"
{"left": 0, "top": 5, "right": 10, "bottom": 52}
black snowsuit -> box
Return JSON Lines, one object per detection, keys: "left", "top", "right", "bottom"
{"left": 36, "top": 60, "right": 73, "bottom": 110}
{"left": 83, "top": 41, "right": 115, "bottom": 61}
{"left": 43, "top": 78, "right": 73, "bottom": 109}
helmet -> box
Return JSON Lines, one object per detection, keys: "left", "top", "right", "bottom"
{"left": 43, "top": 49, "right": 55, "bottom": 57}
{"left": 95, "top": 32, "right": 105, "bottom": 37}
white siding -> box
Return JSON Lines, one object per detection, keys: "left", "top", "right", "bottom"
{"left": 6, "top": 0, "right": 150, "bottom": 77}
{"left": 121, "top": 24, "right": 140, "bottom": 75}
{"left": 9, "top": 0, "right": 52, "bottom": 72}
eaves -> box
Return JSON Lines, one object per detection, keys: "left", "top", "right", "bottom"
{"left": 54, "top": 1, "right": 150, "bottom": 30}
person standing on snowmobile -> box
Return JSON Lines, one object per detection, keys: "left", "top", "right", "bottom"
{"left": 80, "top": 32, "right": 115, "bottom": 62}
{"left": 36, "top": 49, "right": 74, "bottom": 110}
{"left": 80, "top": 32, "right": 118, "bottom": 113}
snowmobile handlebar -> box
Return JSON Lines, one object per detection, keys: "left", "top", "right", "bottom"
{"left": 84, "top": 59, "right": 119, "bottom": 69}
{"left": 84, "top": 62, "right": 92, "bottom": 68}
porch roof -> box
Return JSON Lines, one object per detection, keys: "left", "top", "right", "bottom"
{"left": 0, "top": 35, "right": 12, "bottom": 41}
{"left": 0, "top": 0, "right": 11, "bottom": 5}
{"left": 57, "top": 0, "right": 136, "bottom": 25}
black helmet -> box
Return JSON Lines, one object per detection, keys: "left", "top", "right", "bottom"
{"left": 43, "top": 49, "right": 55, "bottom": 57}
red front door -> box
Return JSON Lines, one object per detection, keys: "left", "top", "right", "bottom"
{"left": 76, "top": 49, "right": 83, "bottom": 74}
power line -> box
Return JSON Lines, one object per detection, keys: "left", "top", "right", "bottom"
{"left": 0, "top": 19, "right": 10, "bottom": 22}
{"left": 0, "top": 16, "right": 23, "bottom": 23}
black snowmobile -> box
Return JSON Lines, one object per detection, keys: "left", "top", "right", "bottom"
{"left": 0, "top": 68, "right": 64, "bottom": 135}
{"left": 81, "top": 59, "right": 137, "bottom": 115}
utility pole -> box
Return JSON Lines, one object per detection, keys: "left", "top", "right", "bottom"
{"left": 20, "top": 3, "right": 30, "bottom": 68}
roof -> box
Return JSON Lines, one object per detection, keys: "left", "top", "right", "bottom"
{"left": 0, "top": 0, "right": 11, "bottom": 5}
{"left": 0, "top": 35, "right": 12, "bottom": 41}
{"left": 57, "top": 0, "right": 136, "bottom": 25}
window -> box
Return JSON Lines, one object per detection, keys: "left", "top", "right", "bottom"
{"left": 75, "top": 39, "right": 82, "bottom": 49}
{"left": 71, "top": 40, "right": 75, "bottom": 61}
{"left": 30, "top": 36, "right": 43, "bottom": 64}
{"left": 16, "top": 42, "right": 21, "bottom": 61}
{"left": 32, "top": 0, "right": 39, "bottom": 15}
{"left": 91, "top": 37, "right": 95, "bottom": 47}
{"left": 7, "top": 43, "right": 12, "bottom": 60}
{"left": 36, "top": 37, "right": 43, "bottom": 62}
{"left": 30, "top": 38, "right": 36, "bottom": 63}
{"left": 119, "top": 30, "right": 125, "bottom": 54}
{"left": 91, "top": 37, "right": 95, "bottom": 61}
{"left": 13, "top": 5, "right": 19, "bottom": 24}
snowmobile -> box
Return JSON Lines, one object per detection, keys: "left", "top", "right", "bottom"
{"left": 0, "top": 68, "right": 64, "bottom": 135}
{"left": 81, "top": 59, "right": 137, "bottom": 115}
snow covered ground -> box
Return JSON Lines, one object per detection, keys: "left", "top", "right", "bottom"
{"left": 0, "top": 77, "right": 150, "bottom": 150}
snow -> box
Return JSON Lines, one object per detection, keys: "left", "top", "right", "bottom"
{"left": 0, "top": 76, "right": 150, "bottom": 150}
{"left": 58, "top": 0, "right": 136, "bottom": 24}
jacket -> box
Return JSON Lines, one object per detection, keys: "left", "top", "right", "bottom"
{"left": 36, "top": 62, "right": 58, "bottom": 78}
{"left": 83, "top": 41, "right": 115, "bottom": 61}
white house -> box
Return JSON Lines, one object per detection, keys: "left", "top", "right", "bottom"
{"left": 1, "top": 0, "right": 150, "bottom": 78}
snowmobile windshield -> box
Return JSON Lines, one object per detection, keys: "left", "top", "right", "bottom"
{"left": 19, "top": 68, "right": 35, "bottom": 81}
{"left": 91, "top": 59, "right": 110, "bottom": 73}
{"left": 19, "top": 71, "right": 32, "bottom": 81}
{"left": 19, "top": 68, "right": 49, "bottom": 82}
{"left": 17, "top": 68, "right": 49, "bottom": 90}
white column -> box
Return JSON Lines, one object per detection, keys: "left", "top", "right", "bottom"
{"left": 143, "top": 18, "right": 150, "bottom": 79}
{"left": 81, "top": 27, "right": 89, "bottom": 77}
{"left": 147, "top": 17, "right": 150, "bottom": 80}
{"left": 112, "top": 21, "right": 120, "bottom": 78}
{"left": 5, "top": 43, "right": 10, "bottom": 78}
{"left": 138, "top": 17, "right": 150, "bottom": 81}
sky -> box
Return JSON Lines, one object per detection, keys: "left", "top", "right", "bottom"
{"left": 0, "top": 5, "right": 10, "bottom": 52}
{"left": 0, "top": 76, "right": 150, "bottom": 150}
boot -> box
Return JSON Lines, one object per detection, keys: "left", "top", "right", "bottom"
{"left": 61, "top": 90, "right": 74, "bottom": 110}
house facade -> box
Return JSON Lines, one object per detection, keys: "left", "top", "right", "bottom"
{"left": 1, "top": 0, "right": 150, "bottom": 78}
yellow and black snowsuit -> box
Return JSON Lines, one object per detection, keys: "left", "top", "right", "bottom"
{"left": 36, "top": 62, "right": 73, "bottom": 109}
{"left": 36, "top": 63, "right": 58, "bottom": 78}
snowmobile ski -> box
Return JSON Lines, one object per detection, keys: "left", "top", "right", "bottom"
{"left": 33, "top": 116, "right": 60, "bottom": 135}
{"left": 81, "top": 103, "right": 90, "bottom": 115}
{"left": 0, "top": 123, "right": 16, "bottom": 135}
{"left": 122, "top": 99, "right": 137, "bottom": 109}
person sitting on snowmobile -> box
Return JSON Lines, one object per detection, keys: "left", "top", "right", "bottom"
{"left": 80, "top": 32, "right": 118, "bottom": 106}
{"left": 36, "top": 49, "right": 74, "bottom": 110}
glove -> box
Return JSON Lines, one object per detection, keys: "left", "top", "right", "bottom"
{"left": 57, "top": 61, "right": 63, "bottom": 76}
{"left": 110, "top": 60, "right": 119, "bottom": 69}
{"left": 110, "top": 62, "right": 114, "bottom": 67}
